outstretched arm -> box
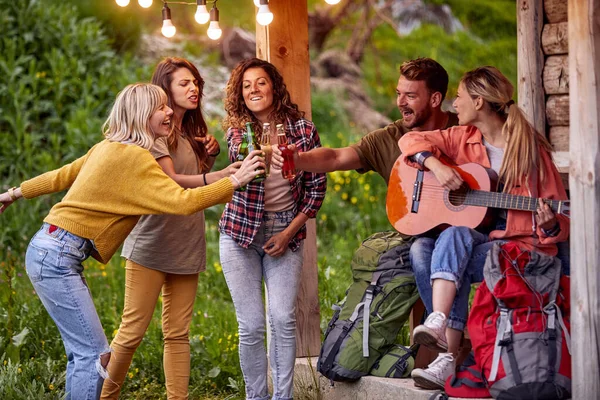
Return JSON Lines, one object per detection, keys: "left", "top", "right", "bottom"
{"left": 0, "top": 187, "right": 23, "bottom": 214}
{"left": 293, "top": 146, "right": 364, "bottom": 173}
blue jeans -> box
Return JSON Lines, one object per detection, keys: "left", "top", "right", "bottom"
{"left": 220, "top": 210, "right": 304, "bottom": 400}
{"left": 25, "top": 223, "right": 110, "bottom": 400}
{"left": 410, "top": 226, "right": 504, "bottom": 331}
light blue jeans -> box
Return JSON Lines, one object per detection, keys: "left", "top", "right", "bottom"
{"left": 25, "top": 223, "right": 110, "bottom": 400}
{"left": 410, "top": 226, "right": 504, "bottom": 331}
{"left": 220, "top": 210, "right": 304, "bottom": 400}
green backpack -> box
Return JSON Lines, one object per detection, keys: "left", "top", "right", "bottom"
{"left": 317, "top": 231, "right": 420, "bottom": 382}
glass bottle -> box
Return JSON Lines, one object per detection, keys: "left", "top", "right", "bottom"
{"left": 276, "top": 124, "right": 296, "bottom": 180}
{"left": 260, "top": 122, "right": 273, "bottom": 177}
{"left": 245, "top": 122, "right": 265, "bottom": 182}
{"left": 235, "top": 132, "right": 249, "bottom": 191}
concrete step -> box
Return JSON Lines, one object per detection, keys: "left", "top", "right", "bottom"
{"left": 294, "top": 357, "right": 489, "bottom": 400}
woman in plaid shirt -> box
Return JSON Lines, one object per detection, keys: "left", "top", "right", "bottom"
{"left": 219, "top": 58, "right": 327, "bottom": 400}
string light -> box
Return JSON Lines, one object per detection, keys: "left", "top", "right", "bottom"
{"left": 161, "top": 3, "right": 177, "bottom": 38}
{"left": 253, "top": 0, "right": 260, "bottom": 7}
{"left": 325, "top": 0, "right": 342, "bottom": 4}
{"left": 138, "top": 0, "right": 153, "bottom": 8}
{"left": 207, "top": 3, "right": 222, "bottom": 40}
{"left": 116, "top": 0, "right": 130, "bottom": 6}
{"left": 194, "top": 0, "right": 210, "bottom": 24}
{"left": 256, "top": 0, "right": 273, "bottom": 26}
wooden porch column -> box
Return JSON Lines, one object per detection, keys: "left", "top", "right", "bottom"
{"left": 255, "top": 1, "right": 321, "bottom": 357}
{"left": 517, "top": 0, "right": 546, "bottom": 133}
{"left": 569, "top": 0, "right": 600, "bottom": 397}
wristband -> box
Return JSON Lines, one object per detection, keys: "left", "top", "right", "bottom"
{"left": 202, "top": 174, "right": 208, "bottom": 186}
{"left": 231, "top": 175, "right": 241, "bottom": 188}
{"left": 412, "top": 151, "right": 433, "bottom": 167}
{"left": 541, "top": 222, "right": 561, "bottom": 237}
{"left": 209, "top": 148, "right": 221, "bottom": 157}
{"left": 8, "top": 187, "right": 18, "bottom": 201}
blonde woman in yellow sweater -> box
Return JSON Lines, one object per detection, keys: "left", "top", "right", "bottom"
{"left": 0, "top": 83, "right": 263, "bottom": 400}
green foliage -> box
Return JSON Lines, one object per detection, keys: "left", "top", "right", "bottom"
{"left": 0, "top": 0, "right": 147, "bottom": 252}
{"left": 56, "top": 0, "right": 144, "bottom": 53}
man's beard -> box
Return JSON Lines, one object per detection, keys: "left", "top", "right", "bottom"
{"left": 401, "top": 107, "right": 432, "bottom": 129}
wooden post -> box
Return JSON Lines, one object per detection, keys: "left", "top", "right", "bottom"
{"left": 517, "top": 0, "right": 546, "bottom": 134}
{"left": 255, "top": 1, "right": 321, "bottom": 357}
{"left": 569, "top": 0, "right": 600, "bottom": 397}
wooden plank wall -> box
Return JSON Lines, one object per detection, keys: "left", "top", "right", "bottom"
{"left": 542, "top": 0, "right": 569, "bottom": 173}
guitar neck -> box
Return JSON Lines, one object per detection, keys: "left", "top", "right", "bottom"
{"left": 464, "top": 190, "right": 565, "bottom": 214}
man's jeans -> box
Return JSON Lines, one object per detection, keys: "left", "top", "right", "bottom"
{"left": 410, "top": 226, "right": 503, "bottom": 331}
{"left": 220, "top": 210, "right": 303, "bottom": 400}
{"left": 25, "top": 223, "right": 110, "bottom": 400}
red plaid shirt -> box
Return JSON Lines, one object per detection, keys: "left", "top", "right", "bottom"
{"left": 219, "top": 118, "right": 327, "bottom": 251}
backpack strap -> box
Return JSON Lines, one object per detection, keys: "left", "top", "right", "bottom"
{"left": 321, "top": 302, "right": 364, "bottom": 373}
{"left": 489, "top": 306, "right": 522, "bottom": 384}
{"left": 544, "top": 302, "right": 571, "bottom": 355}
{"left": 545, "top": 305, "right": 558, "bottom": 383}
{"left": 362, "top": 270, "right": 384, "bottom": 357}
{"left": 489, "top": 307, "right": 510, "bottom": 381}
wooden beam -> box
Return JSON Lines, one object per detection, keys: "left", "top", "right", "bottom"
{"left": 569, "top": 0, "right": 600, "bottom": 398}
{"left": 517, "top": 0, "right": 546, "bottom": 134}
{"left": 256, "top": 0, "right": 321, "bottom": 358}
{"left": 542, "top": 22, "right": 569, "bottom": 55}
{"left": 544, "top": 0, "right": 568, "bottom": 23}
{"left": 546, "top": 94, "right": 570, "bottom": 126}
{"left": 543, "top": 55, "right": 569, "bottom": 94}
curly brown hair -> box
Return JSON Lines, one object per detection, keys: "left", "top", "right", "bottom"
{"left": 222, "top": 58, "right": 304, "bottom": 132}
{"left": 152, "top": 57, "right": 209, "bottom": 170}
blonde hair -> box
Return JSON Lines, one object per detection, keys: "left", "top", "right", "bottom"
{"left": 102, "top": 83, "right": 168, "bottom": 150}
{"left": 461, "top": 66, "right": 553, "bottom": 192}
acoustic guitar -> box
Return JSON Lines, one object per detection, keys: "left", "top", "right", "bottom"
{"left": 386, "top": 158, "right": 570, "bottom": 236}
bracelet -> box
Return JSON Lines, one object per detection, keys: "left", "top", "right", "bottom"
{"left": 8, "top": 187, "right": 18, "bottom": 201}
{"left": 541, "top": 222, "right": 561, "bottom": 237}
{"left": 202, "top": 173, "right": 208, "bottom": 186}
{"left": 209, "top": 148, "right": 221, "bottom": 157}
{"left": 231, "top": 175, "right": 241, "bottom": 188}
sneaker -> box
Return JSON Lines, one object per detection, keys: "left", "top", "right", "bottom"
{"left": 411, "top": 352, "right": 456, "bottom": 390}
{"left": 413, "top": 311, "right": 448, "bottom": 351}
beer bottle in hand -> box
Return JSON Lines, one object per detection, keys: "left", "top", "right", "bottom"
{"left": 235, "top": 132, "right": 249, "bottom": 191}
{"left": 245, "top": 122, "right": 265, "bottom": 182}
{"left": 276, "top": 123, "right": 296, "bottom": 180}
{"left": 260, "top": 123, "right": 273, "bottom": 177}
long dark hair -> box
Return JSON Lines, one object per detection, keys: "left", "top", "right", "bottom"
{"left": 152, "top": 57, "right": 209, "bottom": 170}
{"left": 222, "top": 58, "right": 303, "bottom": 132}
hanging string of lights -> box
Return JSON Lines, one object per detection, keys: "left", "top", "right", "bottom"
{"left": 115, "top": 0, "right": 342, "bottom": 39}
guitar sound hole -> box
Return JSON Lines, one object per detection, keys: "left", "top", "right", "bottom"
{"left": 448, "top": 187, "right": 468, "bottom": 207}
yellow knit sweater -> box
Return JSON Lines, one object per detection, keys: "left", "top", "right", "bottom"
{"left": 20, "top": 140, "right": 234, "bottom": 263}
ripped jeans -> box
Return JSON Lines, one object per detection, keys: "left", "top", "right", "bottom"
{"left": 25, "top": 223, "right": 110, "bottom": 400}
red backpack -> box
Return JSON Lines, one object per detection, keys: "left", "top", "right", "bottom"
{"left": 466, "top": 242, "right": 571, "bottom": 399}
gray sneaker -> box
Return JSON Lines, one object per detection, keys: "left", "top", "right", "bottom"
{"left": 413, "top": 311, "right": 449, "bottom": 351}
{"left": 411, "top": 352, "right": 456, "bottom": 390}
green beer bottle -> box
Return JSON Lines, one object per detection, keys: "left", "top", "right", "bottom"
{"left": 245, "top": 122, "right": 266, "bottom": 182}
{"left": 236, "top": 132, "right": 249, "bottom": 191}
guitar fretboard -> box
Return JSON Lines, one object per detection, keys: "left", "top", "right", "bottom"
{"left": 462, "top": 190, "right": 565, "bottom": 214}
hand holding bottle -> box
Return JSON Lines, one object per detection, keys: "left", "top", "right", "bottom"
{"left": 229, "top": 150, "right": 266, "bottom": 189}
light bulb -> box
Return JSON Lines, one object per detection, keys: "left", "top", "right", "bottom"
{"left": 253, "top": 0, "right": 260, "bottom": 7}
{"left": 138, "top": 0, "right": 153, "bottom": 8}
{"left": 325, "top": 0, "right": 341, "bottom": 4}
{"left": 207, "top": 21, "right": 222, "bottom": 40}
{"left": 116, "top": 0, "right": 130, "bottom": 6}
{"left": 195, "top": 5, "right": 210, "bottom": 24}
{"left": 256, "top": 4, "right": 273, "bottom": 26}
{"left": 161, "top": 4, "right": 176, "bottom": 38}
{"left": 207, "top": 6, "right": 222, "bottom": 40}
{"left": 162, "top": 19, "right": 176, "bottom": 37}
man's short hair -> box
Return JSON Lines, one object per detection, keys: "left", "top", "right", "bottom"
{"left": 400, "top": 58, "right": 449, "bottom": 101}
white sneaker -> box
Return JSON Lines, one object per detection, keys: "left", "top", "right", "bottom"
{"left": 411, "top": 352, "right": 456, "bottom": 390}
{"left": 413, "top": 311, "right": 448, "bottom": 351}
